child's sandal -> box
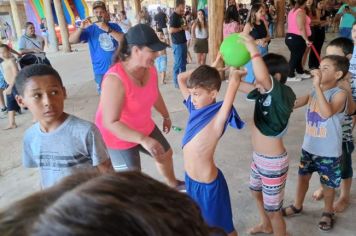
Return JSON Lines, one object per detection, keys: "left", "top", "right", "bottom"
{"left": 318, "top": 212, "right": 334, "bottom": 231}
{"left": 281, "top": 204, "right": 303, "bottom": 217}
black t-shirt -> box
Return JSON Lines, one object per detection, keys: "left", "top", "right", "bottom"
{"left": 155, "top": 12, "right": 167, "bottom": 29}
{"left": 169, "top": 12, "right": 187, "bottom": 44}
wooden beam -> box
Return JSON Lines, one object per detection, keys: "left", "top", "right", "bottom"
{"left": 118, "top": 0, "right": 124, "bottom": 12}
{"left": 208, "top": 0, "right": 225, "bottom": 70}
{"left": 134, "top": 0, "right": 141, "bottom": 16}
{"left": 9, "top": 0, "right": 22, "bottom": 39}
{"left": 43, "top": 0, "right": 58, "bottom": 52}
{"left": 192, "top": 0, "right": 197, "bottom": 17}
{"left": 53, "top": 0, "right": 71, "bottom": 52}
{"left": 275, "top": 0, "right": 285, "bottom": 37}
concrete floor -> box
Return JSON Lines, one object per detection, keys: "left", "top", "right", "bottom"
{"left": 0, "top": 34, "right": 355, "bottom": 235}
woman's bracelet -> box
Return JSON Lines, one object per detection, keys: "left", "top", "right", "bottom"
{"left": 163, "top": 116, "right": 171, "bottom": 121}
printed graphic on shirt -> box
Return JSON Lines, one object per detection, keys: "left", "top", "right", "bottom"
{"left": 306, "top": 98, "right": 327, "bottom": 138}
{"left": 99, "top": 33, "right": 115, "bottom": 51}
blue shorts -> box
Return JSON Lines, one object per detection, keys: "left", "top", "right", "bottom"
{"left": 185, "top": 169, "right": 235, "bottom": 234}
{"left": 155, "top": 55, "right": 167, "bottom": 73}
{"left": 6, "top": 87, "right": 20, "bottom": 112}
{"left": 298, "top": 149, "right": 341, "bottom": 188}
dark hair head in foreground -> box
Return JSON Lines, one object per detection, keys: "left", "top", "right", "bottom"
{"left": 0, "top": 171, "right": 226, "bottom": 236}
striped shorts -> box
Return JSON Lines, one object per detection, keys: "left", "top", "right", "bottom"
{"left": 249, "top": 152, "right": 289, "bottom": 212}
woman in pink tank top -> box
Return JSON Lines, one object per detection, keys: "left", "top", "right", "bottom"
{"left": 95, "top": 24, "right": 184, "bottom": 190}
{"left": 285, "top": 0, "right": 312, "bottom": 82}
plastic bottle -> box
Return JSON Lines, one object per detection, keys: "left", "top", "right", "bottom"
{"left": 172, "top": 125, "right": 183, "bottom": 131}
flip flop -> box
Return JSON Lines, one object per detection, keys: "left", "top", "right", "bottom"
{"left": 282, "top": 204, "right": 303, "bottom": 217}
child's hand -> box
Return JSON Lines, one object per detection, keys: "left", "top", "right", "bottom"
{"left": 239, "top": 33, "right": 259, "bottom": 54}
{"left": 80, "top": 18, "right": 91, "bottom": 29}
{"left": 229, "top": 67, "right": 247, "bottom": 82}
{"left": 311, "top": 69, "right": 322, "bottom": 88}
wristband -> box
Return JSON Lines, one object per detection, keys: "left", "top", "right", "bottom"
{"left": 251, "top": 53, "right": 261, "bottom": 60}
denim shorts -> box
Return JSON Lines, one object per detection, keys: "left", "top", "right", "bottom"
{"left": 155, "top": 55, "right": 167, "bottom": 73}
{"left": 298, "top": 149, "right": 341, "bottom": 188}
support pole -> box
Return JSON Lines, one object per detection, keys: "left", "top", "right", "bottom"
{"left": 9, "top": 0, "right": 22, "bottom": 40}
{"left": 53, "top": 0, "right": 71, "bottom": 52}
{"left": 275, "top": 0, "right": 285, "bottom": 37}
{"left": 208, "top": 0, "right": 225, "bottom": 73}
{"left": 43, "top": 0, "right": 59, "bottom": 52}
{"left": 118, "top": 0, "right": 125, "bottom": 11}
{"left": 134, "top": 0, "right": 141, "bottom": 16}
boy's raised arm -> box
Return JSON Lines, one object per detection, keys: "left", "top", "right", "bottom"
{"left": 178, "top": 70, "right": 194, "bottom": 100}
{"left": 312, "top": 70, "right": 347, "bottom": 118}
{"left": 240, "top": 34, "right": 271, "bottom": 91}
{"left": 215, "top": 68, "right": 246, "bottom": 130}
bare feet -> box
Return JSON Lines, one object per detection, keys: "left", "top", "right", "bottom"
{"left": 247, "top": 223, "right": 273, "bottom": 235}
{"left": 312, "top": 188, "right": 324, "bottom": 201}
{"left": 3, "top": 124, "right": 17, "bottom": 130}
{"left": 333, "top": 197, "right": 349, "bottom": 213}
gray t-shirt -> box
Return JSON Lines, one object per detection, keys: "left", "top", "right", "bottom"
{"left": 302, "top": 87, "right": 346, "bottom": 157}
{"left": 18, "top": 34, "right": 44, "bottom": 50}
{"left": 23, "top": 115, "right": 110, "bottom": 188}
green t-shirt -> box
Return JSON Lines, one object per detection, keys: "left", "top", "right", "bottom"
{"left": 337, "top": 4, "right": 356, "bottom": 28}
{"left": 247, "top": 76, "right": 296, "bottom": 137}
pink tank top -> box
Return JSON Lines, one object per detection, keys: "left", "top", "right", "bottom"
{"left": 95, "top": 63, "right": 158, "bottom": 149}
{"left": 223, "top": 21, "right": 239, "bottom": 38}
{"left": 287, "top": 8, "right": 311, "bottom": 36}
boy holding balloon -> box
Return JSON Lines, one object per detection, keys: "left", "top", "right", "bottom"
{"left": 233, "top": 34, "right": 296, "bottom": 236}
{"left": 177, "top": 58, "right": 245, "bottom": 235}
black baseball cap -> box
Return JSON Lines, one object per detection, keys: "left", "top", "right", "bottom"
{"left": 93, "top": 1, "right": 106, "bottom": 10}
{"left": 125, "top": 24, "right": 169, "bottom": 52}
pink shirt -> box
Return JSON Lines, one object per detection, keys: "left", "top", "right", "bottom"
{"left": 287, "top": 8, "right": 311, "bottom": 37}
{"left": 95, "top": 63, "right": 158, "bottom": 149}
{"left": 223, "top": 21, "right": 239, "bottom": 38}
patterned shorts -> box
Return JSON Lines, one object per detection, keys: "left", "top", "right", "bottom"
{"left": 298, "top": 149, "right": 341, "bottom": 188}
{"left": 249, "top": 152, "right": 289, "bottom": 212}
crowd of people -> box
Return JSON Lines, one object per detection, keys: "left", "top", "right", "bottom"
{"left": 0, "top": 0, "right": 355, "bottom": 236}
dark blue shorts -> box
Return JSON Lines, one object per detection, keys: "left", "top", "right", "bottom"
{"left": 6, "top": 87, "right": 20, "bottom": 112}
{"left": 298, "top": 149, "right": 341, "bottom": 188}
{"left": 185, "top": 169, "right": 235, "bottom": 234}
{"left": 341, "top": 141, "right": 354, "bottom": 179}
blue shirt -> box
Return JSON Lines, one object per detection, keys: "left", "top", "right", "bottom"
{"left": 80, "top": 23, "right": 122, "bottom": 75}
{"left": 182, "top": 96, "right": 244, "bottom": 148}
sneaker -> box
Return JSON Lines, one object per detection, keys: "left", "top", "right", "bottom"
{"left": 296, "top": 73, "right": 311, "bottom": 79}
{"left": 287, "top": 76, "right": 302, "bottom": 82}
{"left": 174, "top": 180, "right": 186, "bottom": 192}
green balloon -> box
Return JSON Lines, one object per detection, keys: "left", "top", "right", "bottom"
{"left": 220, "top": 33, "right": 251, "bottom": 67}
